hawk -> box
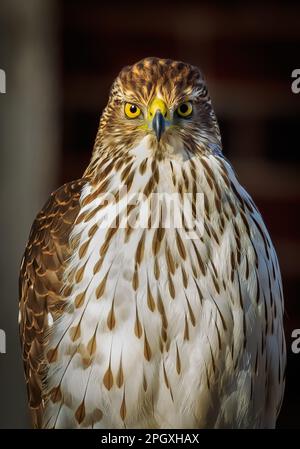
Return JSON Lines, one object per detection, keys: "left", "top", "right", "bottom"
{"left": 19, "top": 57, "right": 286, "bottom": 429}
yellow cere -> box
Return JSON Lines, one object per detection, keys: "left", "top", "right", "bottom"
{"left": 125, "top": 103, "right": 141, "bottom": 119}
{"left": 148, "top": 98, "right": 170, "bottom": 121}
{"left": 177, "top": 101, "right": 193, "bottom": 117}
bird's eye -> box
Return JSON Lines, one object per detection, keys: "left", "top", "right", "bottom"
{"left": 124, "top": 103, "right": 141, "bottom": 119}
{"left": 177, "top": 102, "right": 193, "bottom": 118}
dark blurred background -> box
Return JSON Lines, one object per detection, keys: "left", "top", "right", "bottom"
{"left": 0, "top": 0, "right": 299, "bottom": 428}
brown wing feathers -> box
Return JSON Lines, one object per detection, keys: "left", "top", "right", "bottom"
{"left": 19, "top": 180, "right": 85, "bottom": 428}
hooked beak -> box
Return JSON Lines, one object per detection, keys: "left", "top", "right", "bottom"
{"left": 152, "top": 111, "right": 165, "bottom": 142}
{"left": 148, "top": 98, "right": 169, "bottom": 142}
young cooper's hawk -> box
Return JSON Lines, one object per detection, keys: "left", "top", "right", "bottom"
{"left": 19, "top": 57, "right": 286, "bottom": 428}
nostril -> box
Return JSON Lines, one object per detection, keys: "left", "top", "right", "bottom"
{"left": 164, "top": 112, "right": 167, "bottom": 118}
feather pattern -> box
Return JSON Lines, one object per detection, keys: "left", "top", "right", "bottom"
{"left": 19, "top": 57, "right": 285, "bottom": 429}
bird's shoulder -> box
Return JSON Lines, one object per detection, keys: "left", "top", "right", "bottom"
{"left": 20, "top": 178, "right": 87, "bottom": 288}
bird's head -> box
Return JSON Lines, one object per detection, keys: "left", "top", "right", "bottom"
{"left": 94, "top": 57, "right": 222, "bottom": 161}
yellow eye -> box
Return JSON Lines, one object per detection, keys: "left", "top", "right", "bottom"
{"left": 177, "top": 101, "right": 193, "bottom": 118}
{"left": 124, "top": 103, "right": 141, "bottom": 119}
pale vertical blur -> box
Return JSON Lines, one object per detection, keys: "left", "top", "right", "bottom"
{"left": 0, "top": 0, "right": 59, "bottom": 428}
